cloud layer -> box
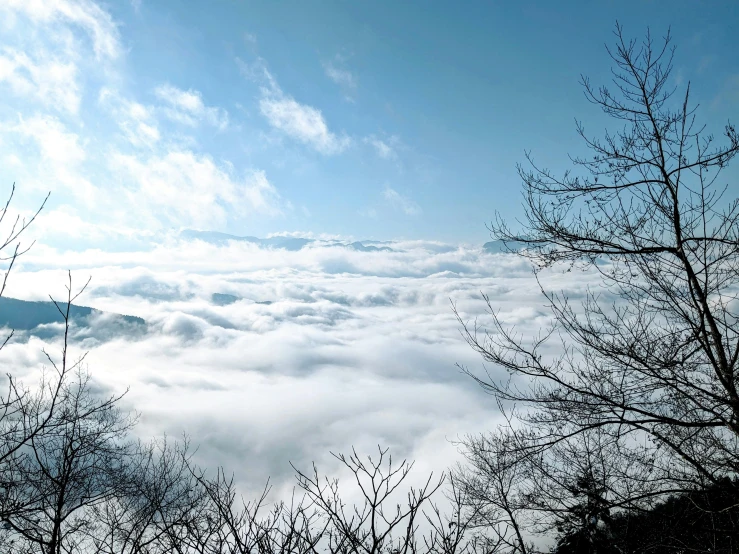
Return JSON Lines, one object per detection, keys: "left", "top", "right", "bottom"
{"left": 0, "top": 236, "right": 604, "bottom": 500}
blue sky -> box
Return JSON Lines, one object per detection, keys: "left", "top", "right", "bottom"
{"left": 1, "top": 0, "right": 738, "bottom": 245}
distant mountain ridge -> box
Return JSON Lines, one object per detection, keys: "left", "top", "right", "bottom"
{"left": 0, "top": 297, "right": 145, "bottom": 332}
{"left": 482, "top": 240, "right": 526, "bottom": 254}
{"left": 182, "top": 230, "right": 526, "bottom": 254}
{"left": 180, "top": 230, "right": 394, "bottom": 252}
{"left": 211, "top": 293, "right": 272, "bottom": 306}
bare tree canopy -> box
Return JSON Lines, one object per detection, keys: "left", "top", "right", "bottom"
{"left": 456, "top": 23, "right": 739, "bottom": 551}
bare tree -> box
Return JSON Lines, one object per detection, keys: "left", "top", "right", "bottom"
{"left": 291, "top": 446, "right": 449, "bottom": 554}
{"left": 421, "top": 472, "right": 503, "bottom": 554}
{"left": 0, "top": 185, "right": 53, "bottom": 472}
{"left": 174, "top": 466, "right": 328, "bottom": 554}
{"left": 0, "top": 187, "right": 85, "bottom": 528}
{"left": 453, "top": 430, "right": 534, "bottom": 554}
{"left": 165, "top": 446, "right": 494, "bottom": 554}
{"left": 88, "top": 437, "right": 209, "bottom": 554}
{"left": 456, "top": 23, "right": 739, "bottom": 549}
{"left": 0, "top": 184, "right": 48, "bottom": 304}
{"left": 1, "top": 368, "right": 135, "bottom": 554}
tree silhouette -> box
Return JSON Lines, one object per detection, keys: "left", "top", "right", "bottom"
{"left": 457, "top": 23, "right": 739, "bottom": 550}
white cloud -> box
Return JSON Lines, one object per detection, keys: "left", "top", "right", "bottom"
{"left": 2, "top": 0, "right": 121, "bottom": 60}
{"left": 0, "top": 47, "right": 80, "bottom": 114}
{"left": 14, "top": 114, "right": 85, "bottom": 164}
{"left": 259, "top": 92, "right": 350, "bottom": 155}
{"left": 322, "top": 53, "right": 357, "bottom": 102}
{"left": 110, "top": 151, "right": 282, "bottom": 228}
{"left": 154, "top": 84, "right": 229, "bottom": 130}
{"left": 323, "top": 61, "right": 357, "bottom": 90}
{"left": 7, "top": 114, "right": 98, "bottom": 204}
{"left": 4, "top": 238, "right": 560, "bottom": 495}
{"left": 28, "top": 205, "right": 143, "bottom": 243}
{"left": 99, "top": 87, "right": 160, "bottom": 148}
{"left": 384, "top": 186, "right": 421, "bottom": 216}
{"left": 0, "top": 1, "right": 286, "bottom": 236}
{"left": 0, "top": 0, "right": 123, "bottom": 116}
{"left": 365, "top": 135, "right": 399, "bottom": 160}
{"left": 241, "top": 58, "right": 350, "bottom": 155}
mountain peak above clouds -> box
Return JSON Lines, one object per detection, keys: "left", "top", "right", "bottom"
{"left": 179, "top": 230, "right": 394, "bottom": 252}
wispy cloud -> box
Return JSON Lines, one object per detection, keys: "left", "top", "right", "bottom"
{"left": 0, "top": 0, "right": 289, "bottom": 237}
{"left": 7, "top": 114, "right": 99, "bottom": 205}
{"left": 99, "top": 87, "right": 160, "bottom": 148}
{"left": 323, "top": 63, "right": 356, "bottom": 89}
{"left": 0, "top": 48, "right": 80, "bottom": 114}
{"left": 365, "top": 135, "right": 399, "bottom": 160}
{"left": 13, "top": 114, "right": 85, "bottom": 164}
{"left": 323, "top": 54, "right": 357, "bottom": 102}
{"left": 111, "top": 151, "right": 282, "bottom": 228}
{"left": 2, "top": 0, "right": 121, "bottom": 60}
{"left": 154, "top": 84, "right": 229, "bottom": 130}
{"left": 259, "top": 93, "right": 350, "bottom": 155}
{"left": 0, "top": 0, "right": 122, "bottom": 116}
{"left": 384, "top": 186, "right": 421, "bottom": 216}
{"left": 239, "top": 57, "right": 350, "bottom": 155}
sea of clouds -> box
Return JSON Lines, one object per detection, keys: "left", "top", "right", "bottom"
{"left": 0, "top": 235, "right": 603, "bottom": 501}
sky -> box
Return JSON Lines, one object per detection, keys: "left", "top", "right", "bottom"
{"left": 0, "top": 0, "right": 737, "bottom": 244}
{"left": 0, "top": 0, "right": 738, "bottom": 501}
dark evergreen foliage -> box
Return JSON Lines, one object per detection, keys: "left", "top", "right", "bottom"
{"left": 556, "top": 478, "right": 739, "bottom": 554}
